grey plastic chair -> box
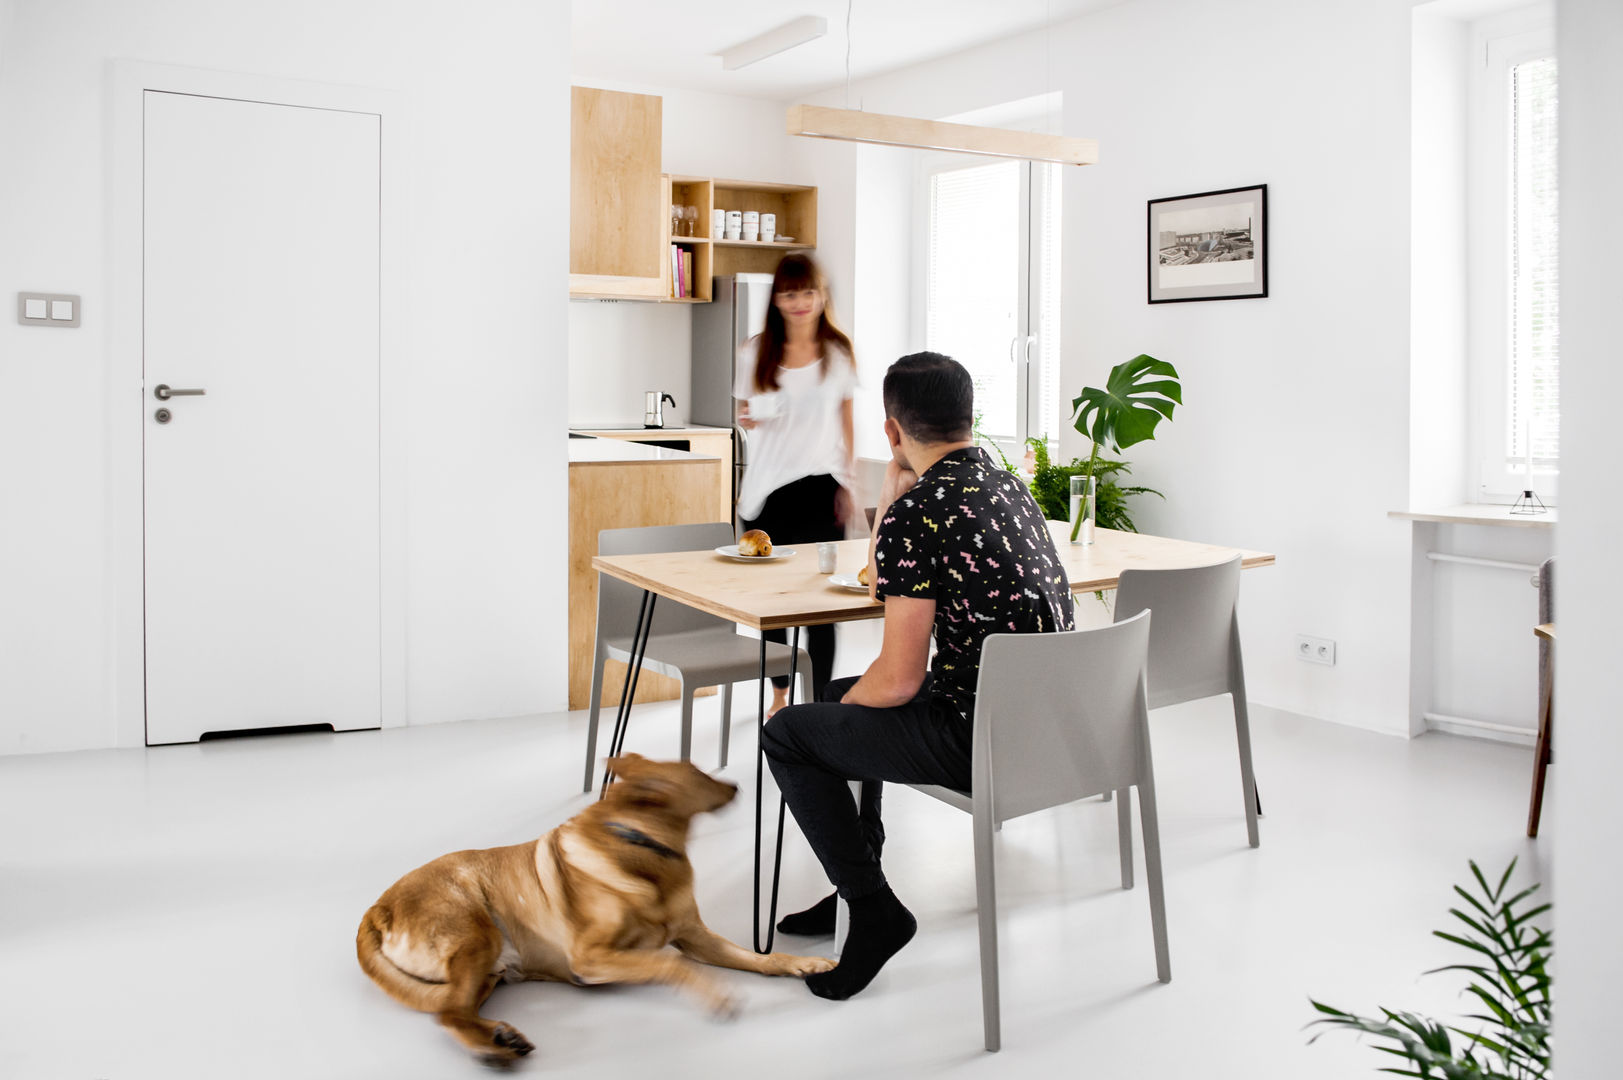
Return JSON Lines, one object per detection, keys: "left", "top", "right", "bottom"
{"left": 910, "top": 610, "right": 1169, "bottom": 1052}
{"left": 1113, "top": 554, "right": 1260, "bottom": 847}
{"left": 583, "top": 522, "right": 812, "bottom": 791}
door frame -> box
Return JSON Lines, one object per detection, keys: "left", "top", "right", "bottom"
{"left": 110, "top": 61, "right": 406, "bottom": 747}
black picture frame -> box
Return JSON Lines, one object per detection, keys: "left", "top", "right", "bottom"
{"left": 1147, "top": 183, "right": 1268, "bottom": 303}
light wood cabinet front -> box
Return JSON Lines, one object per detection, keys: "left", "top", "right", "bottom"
{"left": 570, "top": 87, "right": 664, "bottom": 299}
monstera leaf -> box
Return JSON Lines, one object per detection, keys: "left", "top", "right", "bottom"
{"left": 1071, "top": 354, "right": 1182, "bottom": 452}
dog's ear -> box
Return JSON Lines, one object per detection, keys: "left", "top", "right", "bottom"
{"left": 618, "top": 774, "right": 678, "bottom": 807}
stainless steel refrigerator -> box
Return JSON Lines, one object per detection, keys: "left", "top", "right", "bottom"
{"left": 690, "top": 273, "right": 774, "bottom": 522}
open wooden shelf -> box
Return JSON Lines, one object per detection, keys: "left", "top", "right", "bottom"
{"left": 664, "top": 176, "right": 713, "bottom": 301}
{"left": 713, "top": 239, "right": 813, "bottom": 249}
{"left": 662, "top": 174, "right": 818, "bottom": 299}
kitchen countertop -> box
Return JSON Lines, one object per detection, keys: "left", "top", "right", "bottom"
{"left": 567, "top": 438, "right": 720, "bottom": 466}
{"left": 571, "top": 425, "right": 733, "bottom": 437}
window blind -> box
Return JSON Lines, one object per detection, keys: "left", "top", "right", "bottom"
{"left": 1508, "top": 55, "right": 1559, "bottom": 469}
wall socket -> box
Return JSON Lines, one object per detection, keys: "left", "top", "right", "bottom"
{"left": 1295, "top": 634, "right": 1336, "bottom": 666}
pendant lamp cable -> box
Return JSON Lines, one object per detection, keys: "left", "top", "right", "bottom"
{"left": 845, "top": 0, "right": 854, "bottom": 109}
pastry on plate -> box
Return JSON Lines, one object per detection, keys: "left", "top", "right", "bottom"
{"left": 857, "top": 564, "right": 870, "bottom": 586}
{"left": 738, "top": 529, "right": 773, "bottom": 557}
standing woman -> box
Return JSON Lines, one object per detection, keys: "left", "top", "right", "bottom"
{"left": 736, "top": 253, "right": 856, "bottom": 712}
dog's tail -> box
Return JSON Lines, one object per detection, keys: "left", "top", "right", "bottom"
{"left": 356, "top": 904, "right": 450, "bottom": 1014}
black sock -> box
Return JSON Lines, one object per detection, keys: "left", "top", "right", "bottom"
{"left": 776, "top": 891, "right": 838, "bottom": 936}
{"left": 805, "top": 886, "right": 916, "bottom": 1001}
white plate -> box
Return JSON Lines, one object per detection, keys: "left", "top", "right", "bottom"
{"left": 713, "top": 545, "right": 798, "bottom": 562}
{"left": 828, "top": 573, "right": 868, "bottom": 592}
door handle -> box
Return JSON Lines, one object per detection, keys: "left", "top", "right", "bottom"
{"left": 154, "top": 384, "right": 206, "bottom": 400}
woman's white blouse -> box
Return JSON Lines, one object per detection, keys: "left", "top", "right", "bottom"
{"left": 733, "top": 337, "right": 856, "bottom": 521}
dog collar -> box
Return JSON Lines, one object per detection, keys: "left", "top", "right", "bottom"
{"left": 604, "top": 821, "right": 682, "bottom": 860}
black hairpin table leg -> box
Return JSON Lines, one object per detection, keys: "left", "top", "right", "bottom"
{"left": 600, "top": 591, "right": 655, "bottom": 799}
{"left": 754, "top": 627, "right": 800, "bottom": 955}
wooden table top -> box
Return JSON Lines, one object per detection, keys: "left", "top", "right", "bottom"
{"left": 592, "top": 522, "right": 1276, "bottom": 631}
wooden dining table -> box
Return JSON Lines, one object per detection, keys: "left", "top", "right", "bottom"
{"left": 592, "top": 522, "right": 1275, "bottom": 952}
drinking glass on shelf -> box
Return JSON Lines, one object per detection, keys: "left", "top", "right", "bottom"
{"left": 683, "top": 205, "right": 698, "bottom": 236}
{"left": 671, "top": 204, "right": 683, "bottom": 237}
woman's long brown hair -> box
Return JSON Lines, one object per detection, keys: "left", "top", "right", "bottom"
{"left": 751, "top": 252, "right": 855, "bottom": 392}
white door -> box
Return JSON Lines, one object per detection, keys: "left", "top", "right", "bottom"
{"left": 143, "top": 90, "right": 382, "bottom": 745}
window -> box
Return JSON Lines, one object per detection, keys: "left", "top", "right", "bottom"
{"left": 1470, "top": 13, "right": 1559, "bottom": 498}
{"left": 924, "top": 157, "right": 1062, "bottom": 454}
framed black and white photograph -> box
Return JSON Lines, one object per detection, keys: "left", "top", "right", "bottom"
{"left": 1148, "top": 184, "right": 1268, "bottom": 303}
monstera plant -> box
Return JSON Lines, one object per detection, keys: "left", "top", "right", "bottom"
{"left": 1067, "top": 354, "right": 1182, "bottom": 541}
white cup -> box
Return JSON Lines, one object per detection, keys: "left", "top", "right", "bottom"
{"left": 742, "top": 210, "right": 759, "bottom": 223}
{"left": 710, "top": 209, "right": 725, "bottom": 239}
{"left": 742, "top": 227, "right": 759, "bottom": 242}
{"left": 726, "top": 210, "right": 742, "bottom": 228}
{"left": 817, "top": 541, "right": 838, "bottom": 575}
{"left": 761, "top": 213, "right": 776, "bottom": 242}
{"left": 725, "top": 228, "right": 741, "bottom": 241}
{"left": 748, "top": 392, "right": 781, "bottom": 420}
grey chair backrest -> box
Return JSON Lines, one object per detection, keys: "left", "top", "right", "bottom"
{"left": 597, "top": 523, "right": 736, "bottom": 640}
{"left": 972, "top": 609, "right": 1152, "bottom": 823}
{"left": 1114, "top": 556, "right": 1242, "bottom": 710}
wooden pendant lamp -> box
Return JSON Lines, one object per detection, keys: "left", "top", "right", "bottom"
{"left": 786, "top": 104, "right": 1097, "bottom": 166}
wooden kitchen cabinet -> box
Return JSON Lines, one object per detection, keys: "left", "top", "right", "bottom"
{"left": 572, "top": 427, "right": 733, "bottom": 522}
{"left": 567, "top": 439, "right": 724, "bottom": 710}
{"left": 570, "top": 87, "right": 665, "bottom": 300}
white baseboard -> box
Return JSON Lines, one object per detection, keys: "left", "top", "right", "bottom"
{"left": 1423, "top": 711, "right": 1537, "bottom": 747}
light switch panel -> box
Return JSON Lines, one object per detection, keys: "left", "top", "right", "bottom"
{"left": 17, "top": 292, "right": 81, "bottom": 328}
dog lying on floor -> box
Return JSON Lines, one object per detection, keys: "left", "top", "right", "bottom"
{"left": 356, "top": 754, "right": 834, "bottom": 1065}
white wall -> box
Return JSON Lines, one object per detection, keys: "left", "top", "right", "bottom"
{"left": 567, "top": 82, "right": 797, "bottom": 428}
{"left": 0, "top": 0, "right": 571, "bottom": 753}
{"left": 1410, "top": 5, "right": 1471, "bottom": 509}
{"left": 1554, "top": 0, "right": 1623, "bottom": 1065}
{"left": 794, "top": 0, "right": 1417, "bottom": 733}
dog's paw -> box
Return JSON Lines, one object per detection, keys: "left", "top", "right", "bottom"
{"left": 772, "top": 952, "right": 837, "bottom": 977}
{"left": 706, "top": 989, "right": 744, "bottom": 1022}
{"left": 492, "top": 1023, "right": 534, "bottom": 1055}
{"left": 475, "top": 1022, "right": 535, "bottom": 1067}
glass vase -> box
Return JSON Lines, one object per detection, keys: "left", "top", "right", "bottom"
{"left": 1069, "top": 474, "right": 1096, "bottom": 546}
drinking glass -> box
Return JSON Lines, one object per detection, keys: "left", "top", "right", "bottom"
{"left": 1069, "top": 474, "right": 1096, "bottom": 545}
{"left": 682, "top": 205, "right": 697, "bottom": 237}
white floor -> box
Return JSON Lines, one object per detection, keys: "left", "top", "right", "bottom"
{"left": 0, "top": 670, "right": 1547, "bottom": 1079}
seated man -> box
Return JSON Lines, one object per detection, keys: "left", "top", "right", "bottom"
{"left": 762, "top": 351, "right": 1075, "bottom": 1001}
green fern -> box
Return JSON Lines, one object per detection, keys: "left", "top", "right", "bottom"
{"left": 1027, "top": 438, "right": 1162, "bottom": 534}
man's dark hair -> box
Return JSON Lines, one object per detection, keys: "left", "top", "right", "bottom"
{"left": 882, "top": 352, "right": 974, "bottom": 443}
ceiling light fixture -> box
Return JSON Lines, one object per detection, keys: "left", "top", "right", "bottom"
{"left": 718, "top": 15, "right": 828, "bottom": 71}
{"left": 786, "top": 105, "right": 1098, "bottom": 166}
{"left": 788, "top": 1, "right": 1093, "bottom": 166}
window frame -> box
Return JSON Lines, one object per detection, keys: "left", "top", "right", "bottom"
{"left": 1467, "top": 8, "right": 1558, "bottom": 501}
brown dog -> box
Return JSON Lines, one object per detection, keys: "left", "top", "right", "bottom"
{"left": 356, "top": 754, "right": 833, "bottom": 1064}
